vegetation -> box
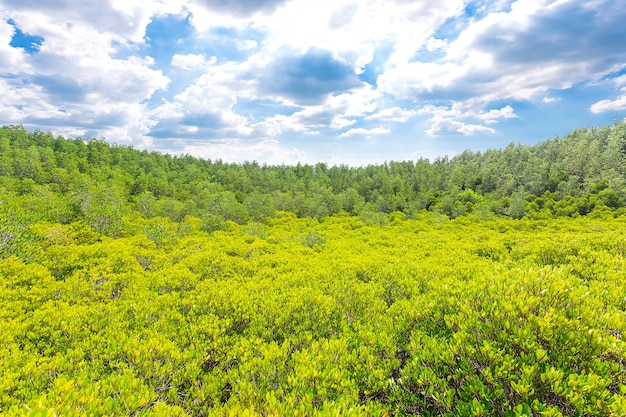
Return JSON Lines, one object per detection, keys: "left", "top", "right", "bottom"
{"left": 1, "top": 123, "right": 626, "bottom": 416}
{"left": 1, "top": 122, "right": 626, "bottom": 225}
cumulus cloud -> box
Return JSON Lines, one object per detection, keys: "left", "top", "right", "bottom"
{"left": 366, "top": 107, "right": 416, "bottom": 122}
{"left": 0, "top": 0, "right": 176, "bottom": 145}
{"left": 417, "top": 102, "right": 506, "bottom": 136}
{"left": 380, "top": 0, "right": 626, "bottom": 104}
{"left": 590, "top": 76, "right": 626, "bottom": 113}
{"left": 340, "top": 127, "right": 391, "bottom": 137}
{"left": 476, "top": 105, "right": 517, "bottom": 124}
{"left": 1, "top": 0, "right": 625, "bottom": 164}
{"left": 328, "top": 3, "right": 358, "bottom": 30}
{"left": 426, "top": 120, "right": 496, "bottom": 136}
{"left": 542, "top": 96, "right": 560, "bottom": 103}
{"left": 183, "top": 138, "right": 308, "bottom": 165}
{"left": 256, "top": 85, "right": 380, "bottom": 136}
{"left": 372, "top": 0, "right": 626, "bottom": 137}
{"left": 171, "top": 53, "right": 216, "bottom": 69}
{"left": 260, "top": 108, "right": 346, "bottom": 136}
{"left": 0, "top": 19, "right": 30, "bottom": 71}
{"left": 590, "top": 95, "right": 626, "bottom": 114}
{"left": 147, "top": 63, "right": 252, "bottom": 141}
{"left": 254, "top": 48, "right": 362, "bottom": 105}
{"left": 1, "top": 0, "right": 178, "bottom": 42}
{"left": 193, "top": 0, "right": 292, "bottom": 18}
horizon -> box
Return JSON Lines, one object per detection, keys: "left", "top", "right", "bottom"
{"left": 2, "top": 0, "right": 626, "bottom": 166}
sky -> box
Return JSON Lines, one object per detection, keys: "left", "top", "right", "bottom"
{"left": 1, "top": 0, "right": 626, "bottom": 166}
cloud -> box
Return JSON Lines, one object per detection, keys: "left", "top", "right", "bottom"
{"left": 476, "top": 105, "right": 517, "bottom": 124}
{"left": 0, "top": 2, "right": 171, "bottom": 146}
{"left": 459, "top": 1, "right": 626, "bottom": 70}
{"left": 256, "top": 85, "right": 380, "bottom": 136}
{"left": 148, "top": 111, "right": 248, "bottom": 140}
{"left": 183, "top": 138, "right": 308, "bottom": 165}
{"left": 254, "top": 48, "right": 362, "bottom": 105}
{"left": 542, "top": 96, "right": 559, "bottom": 103}
{"left": 146, "top": 61, "right": 253, "bottom": 141}
{"left": 29, "top": 75, "right": 88, "bottom": 103}
{"left": 590, "top": 95, "right": 626, "bottom": 114}
{"left": 1, "top": 20, "right": 31, "bottom": 72}
{"left": 590, "top": 75, "right": 626, "bottom": 113}
{"left": 260, "top": 108, "right": 347, "bottom": 136}
{"left": 382, "top": 2, "right": 626, "bottom": 98}
{"left": 612, "top": 74, "right": 626, "bottom": 88}
{"left": 1, "top": 0, "right": 625, "bottom": 165}
{"left": 171, "top": 53, "right": 216, "bottom": 69}
{"left": 340, "top": 127, "right": 391, "bottom": 137}
{"left": 328, "top": 3, "right": 358, "bottom": 30}
{"left": 27, "top": 54, "right": 169, "bottom": 105}
{"left": 1, "top": 0, "right": 174, "bottom": 43}
{"left": 426, "top": 120, "right": 496, "bottom": 136}
{"left": 366, "top": 107, "right": 416, "bottom": 122}
{"left": 418, "top": 102, "right": 504, "bottom": 136}
{"left": 193, "top": 0, "right": 292, "bottom": 18}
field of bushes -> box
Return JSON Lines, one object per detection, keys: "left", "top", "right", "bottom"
{"left": 1, "top": 124, "right": 626, "bottom": 415}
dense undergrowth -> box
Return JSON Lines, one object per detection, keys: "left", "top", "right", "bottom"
{"left": 1, "top": 124, "right": 626, "bottom": 416}
{"left": 1, "top": 213, "right": 626, "bottom": 416}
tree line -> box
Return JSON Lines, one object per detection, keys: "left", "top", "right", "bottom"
{"left": 1, "top": 121, "right": 625, "bottom": 235}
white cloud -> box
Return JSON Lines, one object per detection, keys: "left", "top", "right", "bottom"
{"left": 330, "top": 117, "right": 356, "bottom": 129}
{"left": 366, "top": 107, "right": 416, "bottom": 122}
{"left": 192, "top": 0, "right": 292, "bottom": 18}
{"left": 243, "top": 0, "right": 467, "bottom": 74}
{"left": 612, "top": 75, "right": 626, "bottom": 87}
{"left": 426, "top": 120, "right": 496, "bottom": 136}
{"left": 379, "top": 0, "right": 626, "bottom": 132}
{"left": 147, "top": 61, "right": 257, "bottom": 141}
{"left": 2, "top": 0, "right": 626, "bottom": 165}
{"left": 253, "top": 84, "right": 380, "bottom": 136}
{"left": 377, "top": 59, "right": 475, "bottom": 99}
{"left": 0, "top": 19, "right": 29, "bottom": 72}
{"left": 476, "top": 105, "right": 517, "bottom": 123}
{"left": 418, "top": 102, "right": 502, "bottom": 136}
{"left": 0, "top": 1, "right": 174, "bottom": 146}
{"left": 183, "top": 138, "right": 309, "bottom": 165}
{"left": 328, "top": 3, "right": 359, "bottom": 30}
{"left": 588, "top": 69, "right": 626, "bottom": 114}
{"left": 171, "top": 53, "right": 216, "bottom": 69}
{"left": 590, "top": 95, "right": 626, "bottom": 114}
{"left": 340, "top": 127, "right": 391, "bottom": 137}
{"left": 3, "top": 0, "right": 184, "bottom": 44}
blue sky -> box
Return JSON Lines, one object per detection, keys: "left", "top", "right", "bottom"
{"left": 1, "top": 0, "right": 626, "bottom": 165}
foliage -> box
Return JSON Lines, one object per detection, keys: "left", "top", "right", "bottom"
{"left": 300, "top": 230, "right": 327, "bottom": 248}
{"left": 1, "top": 212, "right": 626, "bottom": 416}
{"left": 2, "top": 122, "right": 626, "bottom": 223}
{"left": 2, "top": 123, "right": 626, "bottom": 415}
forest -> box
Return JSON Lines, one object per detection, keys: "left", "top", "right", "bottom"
{"left": 1, "top": 122, "right": 625, "bottom": 416}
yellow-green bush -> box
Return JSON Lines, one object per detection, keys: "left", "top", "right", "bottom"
{"left": 1, "top": 213, "right": 625, "bottom": 416}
